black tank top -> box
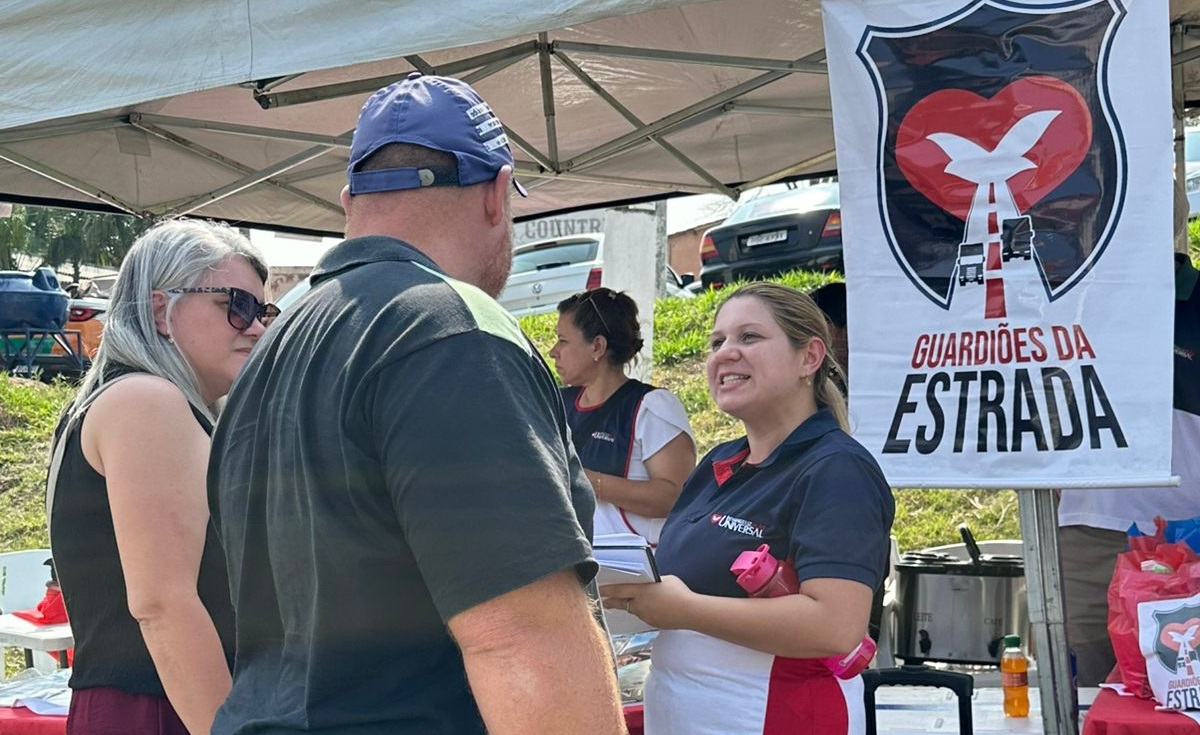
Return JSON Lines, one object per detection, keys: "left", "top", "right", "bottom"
{"left": 48, "top": 378, "right": 235, "bottom": 695}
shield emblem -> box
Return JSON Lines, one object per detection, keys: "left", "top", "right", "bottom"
{"left": 857, "top": 0, "right": 1126, "bottom": 317}
{"left": 1153, "top": 605, "right": 1200, "bottom": 675}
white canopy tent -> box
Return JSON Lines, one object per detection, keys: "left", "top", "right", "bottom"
{"left": 0, "top": 0, "right": 836, "bottom": 232}
{"left": 4, "top": 2, "right": 1200, "bottom": 732}
{"left": 3, "top": 0, "right": 1199, "bottom": 233}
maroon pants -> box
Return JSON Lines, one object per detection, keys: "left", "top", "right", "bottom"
{"left": 66, "top": 687, "right": 190, "bottom": 735}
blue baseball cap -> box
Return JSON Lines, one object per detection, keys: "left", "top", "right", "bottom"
{"left": 347, "top": 73, "right": 527, "bottom": 197}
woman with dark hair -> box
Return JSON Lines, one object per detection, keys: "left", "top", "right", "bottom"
{"left": 47, "top": 220, "right": 277, "bottom": 735}
{"left": 602, "top": 282, "right": 894, "bottom": 735}
{"left": 549, "top": 287, "right": 695, "bottom": 544}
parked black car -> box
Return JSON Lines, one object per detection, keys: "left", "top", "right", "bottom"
{"left": 698, "top": 182, "right": 843, "bottom": 289}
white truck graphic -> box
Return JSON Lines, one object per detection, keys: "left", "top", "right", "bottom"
{"left": 956, "top": 242, "right": 986, "bottom": 286}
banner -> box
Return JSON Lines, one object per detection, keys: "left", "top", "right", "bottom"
{"left": 823, "top": 0, "right": 1175, "bottom": 488}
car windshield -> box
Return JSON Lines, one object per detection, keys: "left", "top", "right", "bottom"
{"left": 510, "top": 239, "right": 599, "bottom": 274}
{"left": 724, "top": 184, "right": 840, "bottom": 225}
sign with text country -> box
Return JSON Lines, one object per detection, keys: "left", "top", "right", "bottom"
{"left": 822, "top": 0, "right": 1175, "bottom": 488}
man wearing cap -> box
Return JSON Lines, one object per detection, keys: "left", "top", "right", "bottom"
{"left": 208, "top": 74, "right": 626, "bottom": 734}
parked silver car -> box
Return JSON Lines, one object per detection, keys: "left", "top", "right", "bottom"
{"left": 498, "top": 235, "right": 605, "bottom": 317}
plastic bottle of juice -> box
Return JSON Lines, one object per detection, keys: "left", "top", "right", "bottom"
{"left": 1001, "top": 634, "right": 1030, "bottom": 717}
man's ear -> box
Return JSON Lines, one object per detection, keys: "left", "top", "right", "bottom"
{"left": 484, "top": 167, "right": 513, "bottom": 228}
{"left": 339, "top": 185, "right": 352, "bottom": 218}
{"left": 151, "top": 290, "right": 171, "bottom": 337}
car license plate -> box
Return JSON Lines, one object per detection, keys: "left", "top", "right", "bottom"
{"left": 745, "top": 230, "right": 787, "bottom": 247}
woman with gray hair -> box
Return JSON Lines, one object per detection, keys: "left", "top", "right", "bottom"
{"left": 46, "top": 220, "right": 277, "bottom": 735}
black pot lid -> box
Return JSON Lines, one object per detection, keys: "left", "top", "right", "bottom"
{"left": 897, "top": 552, "right": 1024, "bottom": 577}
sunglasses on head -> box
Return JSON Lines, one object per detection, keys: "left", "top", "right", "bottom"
{"left": 571, "top": 289, "right": 617, "bottom": 336}
{"left": 166, "top": 287, "right": 280, "bottom": 331}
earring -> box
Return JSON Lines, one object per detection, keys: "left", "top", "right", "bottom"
{"left": 593, "top": 356, "right": 599, "bottom": 362}
{"left": 804, "top": 373, "right": 812, "bottom": 387}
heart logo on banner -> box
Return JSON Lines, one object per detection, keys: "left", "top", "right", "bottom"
{"left": 1159, "top": 619, "right": 1200, "bottom": 652}
{"left": 895, "top": 76, "right": 1092, "bottom": 221}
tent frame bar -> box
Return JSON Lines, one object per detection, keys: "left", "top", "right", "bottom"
{"left": 0, "top": 117, "right": 125, "bottom": 146}
{"left": 514, "top": 162, "right": 714, "bottom": 194}
{"left": 726, "top": 103, "right": 834, "bottom": 118}
{"left": 564, "top": 62, "right": 802, "bottom": 171}
{"left": 0, "top": 146, "right": 142, "bottom": 214}
{"left": 153, "top": 141, "right": 342, "bottom": 216}
{"left": 554, "top": 51, "right": 735, "bottom": 197}
{"left": 130, "top": 113, "right": 351, "bottom": 148}
{"left": 538, "top": 33, "right": 561, "bottom": 168}
{"left": 550, "top": 40, "right": 828, "bottom": 74}
{"left": 742, "top": 148, "right": 838, "bottom": 191}
{"left": 130, "top": 120, "right": 343, "bottom": 215}
{"left": 254, "top": 41, "right": 540, "bottom": 109}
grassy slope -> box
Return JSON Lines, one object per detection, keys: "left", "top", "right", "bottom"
{"left": 0, "top": 378, "right": 72, "bottom": 552}
{"left": 0, "top": 272, "right": 1019, "bottom": 561}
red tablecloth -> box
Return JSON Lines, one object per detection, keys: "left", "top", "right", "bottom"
{"left": 1083, "top": 689, "right": 1200, "bottom": 735}
{"left": 2, "top": 702, "right": 635, "bottom": 735}
{"left": 624, "top": 702, "right": 644, "bottom": 735}
{"left": 0, "top": 708, "right": 65, "bottom": 735}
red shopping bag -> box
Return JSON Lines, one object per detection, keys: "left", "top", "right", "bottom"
{"left": 1107, "top": 519, "right": 1200, "bottom": 699}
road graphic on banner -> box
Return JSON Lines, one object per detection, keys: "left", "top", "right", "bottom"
{"left": 894, "top": 75, "right": 1096, "bottom": 319}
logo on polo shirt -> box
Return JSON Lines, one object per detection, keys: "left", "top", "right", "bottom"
{"left": 710, "top": 513, "right": 765, "bottom": 538}
{"left": 591, "top": 431, "right": 616, "bottom": 443}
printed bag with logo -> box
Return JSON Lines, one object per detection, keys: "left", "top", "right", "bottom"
{"left": 1108, "top": 519, "right": 1200, "bottom": 701}
{"left": 1139, "top": 591, "right": 1200, "bottom": 710}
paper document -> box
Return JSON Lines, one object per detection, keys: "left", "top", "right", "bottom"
{"left": 594, "top": 533, "right": 659, "bottom": 635}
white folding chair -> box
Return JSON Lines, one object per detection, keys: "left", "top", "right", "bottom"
{"left": 0, "top": 549, "right": 53, "bottom": 614}
{"left": 0, "top": 549, "right": 59, "bottom": 673}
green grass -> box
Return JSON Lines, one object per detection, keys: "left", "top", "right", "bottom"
{"left": 0, "top": 377, "right": 72, "bottom": 676}
{"left": 0, "top": 377, "right": 72, "bottom": 553}
{"left": 0, "top": 271, "right": 1021, "bottom": 558}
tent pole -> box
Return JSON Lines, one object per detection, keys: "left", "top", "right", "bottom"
{"left": 1017, "top": 489, "right": 1076, "bottom": 735}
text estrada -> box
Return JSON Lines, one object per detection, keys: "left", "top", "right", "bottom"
{"left": 883, "top": 323, "right": 1125, "bottom": 454}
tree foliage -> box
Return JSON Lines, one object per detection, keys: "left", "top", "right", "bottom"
{"left": 0, "top": 205, "right": 153, "bottom": 279}
{"left": 0, "top": 207, "right": 28, "bottom": 272}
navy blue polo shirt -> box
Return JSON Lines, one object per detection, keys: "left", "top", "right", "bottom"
{"left": 656, "top": 409, "right": 894, "bottom": 599}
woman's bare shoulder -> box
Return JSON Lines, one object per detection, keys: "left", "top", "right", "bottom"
{"left": 84, "top": 374, "right": 197, "bottom": 431}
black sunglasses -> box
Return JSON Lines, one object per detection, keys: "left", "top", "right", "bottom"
{"left": 166, "top": 287, "right": 280, "bottom": 331}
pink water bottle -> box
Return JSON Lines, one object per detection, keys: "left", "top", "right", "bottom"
{"left": 730, "top": 543, "right": 798, "bottom": 598}
{"left": 730, "top": 544, "right": 875, "bottom": 679}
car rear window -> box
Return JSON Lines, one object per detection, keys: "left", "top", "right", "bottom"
{"left": 725, "top": 184, "right": 840, "bottom": 225}
{"left": 510, "top": 239, "right": 600, "bottom": 274}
